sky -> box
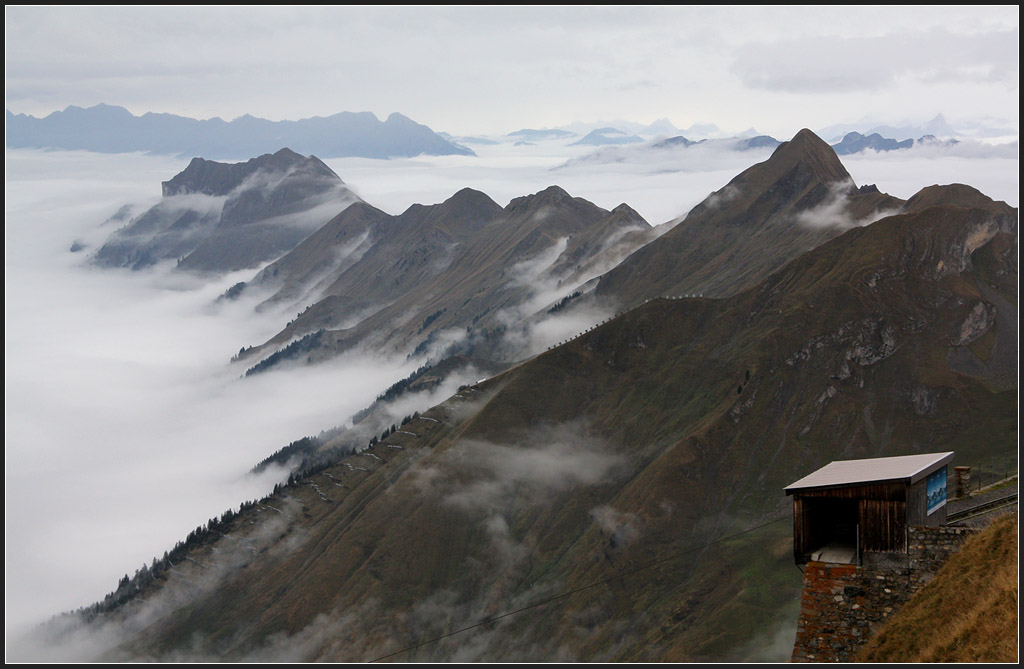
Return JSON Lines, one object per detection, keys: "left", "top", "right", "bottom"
{"left": 4, "top": 6, "right": 1020, "bottom": 138}
{"left": 3, "top": 4, "right": 1020, "bottom": 658}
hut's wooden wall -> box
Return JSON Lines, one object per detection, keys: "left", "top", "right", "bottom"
{"left": 793, "top": 482, "right": 910, "bottom": 559}
{"left": 859, "top": 499, "right": 906, "bottom": 552}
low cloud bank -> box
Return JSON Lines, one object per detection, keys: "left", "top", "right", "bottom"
{"left": 5, "top": 150, "right": 422, "bottom": 635}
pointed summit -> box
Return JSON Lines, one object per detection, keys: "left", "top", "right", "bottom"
{"left": 763, "top": 128, "right": 851, "bottom": 186}
{"left": 441, "top": 187, "right": 503, "bottom": 216}
{"left": 674, "top": 128, "right": 854, "bottom": 232}
{"left": 595, "top": 129, "right": 904, "bottom": 304}
{"left": 397, "top": 188, "right": 503, "bottom": 238}
{"left": 504, "top": 185, "right": 582, "bottom": 214}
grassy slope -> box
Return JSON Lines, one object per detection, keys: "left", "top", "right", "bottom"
{"left": 857, "top": 512, "right": 1019, "bottom": 663}
{"left": 100, "top": 195, "right": 1017, "bottom": 662}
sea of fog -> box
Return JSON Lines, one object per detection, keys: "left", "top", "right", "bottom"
{"left": 4, "top": 140, "right": 1017, "bottom": 638}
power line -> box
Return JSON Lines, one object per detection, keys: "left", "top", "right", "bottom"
{"left": 369, "top": 514, "right": 790, "bottom": 662}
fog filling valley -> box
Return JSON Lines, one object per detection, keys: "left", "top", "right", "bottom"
{"left": 4, "top": 138, "right": 1018, "bottom": 656}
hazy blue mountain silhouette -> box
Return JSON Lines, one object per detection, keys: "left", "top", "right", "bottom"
{"left": 5, "top": 104, "right": 475, "bottom": 159}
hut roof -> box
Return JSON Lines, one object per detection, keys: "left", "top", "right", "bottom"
{"left": 785, "top": 452, "right": 954, "bottom": 494}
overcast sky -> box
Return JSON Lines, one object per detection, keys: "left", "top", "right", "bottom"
{"left": 4, "top": 6, "right": 1019, "bottom": 137}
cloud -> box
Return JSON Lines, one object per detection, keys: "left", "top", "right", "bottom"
{"left": 504, "top": 235, "right": 569, "bottom": 289}
{"left": 731, "top": 28, "right": 1019, "bottom": 94}
{"left": 589, "top": 505, "right": 642, "bottom": 550}
{"left": 702, "top": 184, "right": 741, "bottom": 210}
{"left": 6, "top": 498, "right": 306, "bottom": 661}
{"left": 438, "top": 426, "right": 624, "bottom": 512}
{"left": 795, "top": 179, "right": 901, "bottom": 230}
{"left": 4, "top": 149, "right": 426, "bottom": 635}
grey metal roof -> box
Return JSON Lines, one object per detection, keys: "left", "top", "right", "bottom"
{"left": 785, "top": 452, "right": 954, "bottom": 493}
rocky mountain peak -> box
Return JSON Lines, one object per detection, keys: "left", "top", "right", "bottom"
{"left": 442, "top": 187, "right": 502, "bottom": 214}
{"left": 161, "top": 148, "right": 342, "bottom": 198}
{"left": 504, "top": 185, "right": 579, "bottom": 212}
{"left": 767, "top": 128, "right": 852, "bottom": 185}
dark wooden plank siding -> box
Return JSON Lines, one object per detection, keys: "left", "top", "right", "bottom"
{"left": 793, "top": 498, "right": 804, "bottom": 560}
{"left": 793, "top": 482, "right": 910, "bottom": 558}
{"left": 795, "top": 481, "right": 907, "bottom": 501}
{"left": 859, "top": 499, "right": 906, "bottom": 552}
{"left": 907, "top": 478, "right": 926, "bottom": 525}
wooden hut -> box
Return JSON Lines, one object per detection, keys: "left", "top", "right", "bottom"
{"left": 785, "top": 452, "right": 954, "bottom": 565}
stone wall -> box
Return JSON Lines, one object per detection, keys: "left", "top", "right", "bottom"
{"left": 791, "top": 525, "right": 975, "bottom": 662}
{"left": 907, "top": 524, "right": 975, "bottom": 573}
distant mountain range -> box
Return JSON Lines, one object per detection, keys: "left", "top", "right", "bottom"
{"left": 561, "top": 124, "right": 1014, "bottom": 171}
{"left": 818, "top": 113, "right": 1018, "bottom": 142}
{"left": 55, "top": 128, "right": 1017, "bottom": 662}
{"left": 571, "top": 127, "right": 645, "bottom": 146}
{"left": 506, "top": 128, "right": 576, "bottom": 141}
{"left": 502, "top": 120, "right": 744, "bottom": 146}
{"left": 830, "top": 131, "right": 967, "bottom": 155}
{"left": 4, "top": 104, "right": 475, "bottom": 159}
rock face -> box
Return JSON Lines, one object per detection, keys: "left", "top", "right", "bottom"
{"left": 93, "top": 148, "right": 362, "bottom": 272}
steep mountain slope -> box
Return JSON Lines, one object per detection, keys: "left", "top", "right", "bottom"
{"left": 594, "top": 128, "right": 906, "bottom": 305}
{"left": 76, "top": 178, "right": 1016, "bottom": 662}
{"left": 238, "top": 185, "right": 651, "bottom": 370}
{"left": 246, "top": 188, "right": 504, "bottom": 315}
{"left": 93, "top": 148, "right": 361, "bottom": 272}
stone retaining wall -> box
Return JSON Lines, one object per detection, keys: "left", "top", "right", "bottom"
{"left": 791, "top": 525, "right": 975, "bottom": 662}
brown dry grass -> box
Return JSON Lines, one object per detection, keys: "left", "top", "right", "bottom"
{"left": 857, "top": 513, "right": 1018, "bottom": 663}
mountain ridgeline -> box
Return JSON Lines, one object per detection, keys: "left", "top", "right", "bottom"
{"left": 595, "top": 128, "right": 905, "bottom": 303}
{"left": 234, "top": 128, "right": 906, "bottom": 376}
{"left": 232, "top": 183, "right": 654, "bottom": 370}
{"left": 5, "top": 104, "right": 475, "bottom": 159}
{"left": 59, "top": 130, "right": 1016, "bottom": 661}
{"left": 93, "top": 148, "right": 362, "bottom": 272}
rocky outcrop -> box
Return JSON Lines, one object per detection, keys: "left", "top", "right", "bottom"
{"left": 93, "top": 148, "right": 361, "bottom": 272}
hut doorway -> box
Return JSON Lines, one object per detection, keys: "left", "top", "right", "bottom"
{"left": 804, "top": 497, "right": 859, "bottom": 563}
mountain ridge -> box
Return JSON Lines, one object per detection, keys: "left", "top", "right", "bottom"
{"left": 43, "top": 135, "right": 1018, "bottom": 661}
{"left": 5, "top": 104, "right": 475, "bottom": 159}
{"left": 93, "top": 148, "right": 362, "bottom": 272}
{"left": 594, "top": 128, "right": 904, "bottom": 305}
{"left": 235, "top": 182, "right": 652, "bottom": 371}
